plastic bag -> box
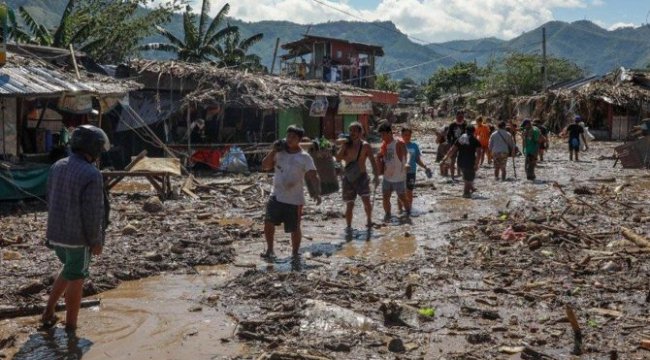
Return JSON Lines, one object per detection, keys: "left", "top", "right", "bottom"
{"left": 219, "top": 146, "right": 249, "bottom": 173}
{"left": 585, "top": 127, "right": 595, "bottom": 141}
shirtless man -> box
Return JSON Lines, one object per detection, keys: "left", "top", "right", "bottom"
{"left": 335, "top": 122, "right": 380, "bottom": 231}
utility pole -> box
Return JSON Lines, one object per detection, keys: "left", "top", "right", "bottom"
{"left": 270, "top": 37, "right": 280, "bottom": 75}
{"left": 542, "top": 27, "right": 548, "bottom": 92}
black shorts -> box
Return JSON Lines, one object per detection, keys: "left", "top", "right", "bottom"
{"left": 460, "top": 167, "right": 476, "bottom": 182}
{"left": 265, "top": 197, "right": 302, "bottom": 233}
{"left": 406, "top": 173, "right": 416, "bottom": 190}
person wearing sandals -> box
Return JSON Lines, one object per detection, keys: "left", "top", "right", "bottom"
{"left": 335, "top": 122, "right": 380, "bottom": 233}
{"left": 261, "top": 125, "right": 321, "bottom": 261}
{"left": 42, "top": 125, "right": 109, "bottom": 332}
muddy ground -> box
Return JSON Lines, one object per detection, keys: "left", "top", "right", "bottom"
{"left": 1, "top": 121, "right": 649, "bottom": 359}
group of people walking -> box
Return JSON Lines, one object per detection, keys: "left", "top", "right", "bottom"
{"left": 41, "top": 114, "right": 591, "bottom": 332}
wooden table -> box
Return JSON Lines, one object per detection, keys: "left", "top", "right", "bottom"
{"left": 102, "top": 171, "right": 173, "bottom": 200}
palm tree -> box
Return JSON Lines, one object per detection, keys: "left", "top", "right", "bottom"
{"left": 214, "top": 29, "right": 264, "bottom": 70}
{"left": 141, "top": 0, "right": 238, "bottom": 63}
{"left": 14, "top": 0, "right": 101, "bottom": 52}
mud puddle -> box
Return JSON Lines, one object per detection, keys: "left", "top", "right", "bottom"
{"left": 6, "top": 271, "right": 246, "bottom": 360}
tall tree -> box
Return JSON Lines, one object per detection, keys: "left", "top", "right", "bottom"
{"left": 484, "top": 53, "right": 584, "bottom": 95}
{"left": 141, "top": 0, "right": 239, "bottom": 63}
{"left": 427, "top": 62, "right": 480, "bottom": 96}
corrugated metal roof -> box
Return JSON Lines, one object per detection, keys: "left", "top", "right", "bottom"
{"left": 0, "top": 65, "right": 138, "bottom": 98}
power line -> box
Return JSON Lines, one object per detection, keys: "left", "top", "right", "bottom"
{"left": 307, "top": 0, "right": 430, "bottom": 45}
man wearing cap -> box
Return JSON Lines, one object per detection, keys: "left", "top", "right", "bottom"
{"left": 376, "top": 121, "right": 410, "bottom": 222}
{"left": 42, "top": 124, "right": 109, "bottom": 332}
{"left": 446, "top": 110, "right": 467, "bottom": 178}
{"left": 521, "top": 119, "right": 541, "bottom": 180}
{"left": 562, "top": 116, "right": 587, "bottom": 161}
{"left": 261, "top": 125, "right": 321, "bottom": 261}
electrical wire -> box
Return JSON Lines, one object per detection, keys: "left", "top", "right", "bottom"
{"left": 307, "top": 0, "right": 429, "bottom": 44}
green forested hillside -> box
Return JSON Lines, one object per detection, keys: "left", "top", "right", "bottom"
{"left": 429, "top": 21, "right": 650, "bottom": 75}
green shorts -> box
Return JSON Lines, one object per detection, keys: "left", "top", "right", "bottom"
{"left": 54, "top": 246, "right": 91, "bottom": 280}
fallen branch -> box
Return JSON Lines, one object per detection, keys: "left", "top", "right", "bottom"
{"left": 0, "top": 299, "right": 100, "bottom": 320}
{"left": 621, "top": 227, "right": 650, "bottom": 249}
{"left": 565, "top": 305, "right": 583, "bottom": 355}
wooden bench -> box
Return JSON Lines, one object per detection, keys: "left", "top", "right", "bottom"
{"left": 102, "top": 171, "right": 173, "bottom": 200}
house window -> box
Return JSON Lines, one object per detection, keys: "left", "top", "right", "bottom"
{"left": 336, "top": 50, "right": 342, "bottom": 59}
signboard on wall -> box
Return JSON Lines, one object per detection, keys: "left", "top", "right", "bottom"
{"left": 309, "top": 97, "right": 328, "bottom": 117}
{"left": 337, "top": 96, "right": 372, "bottom": 115}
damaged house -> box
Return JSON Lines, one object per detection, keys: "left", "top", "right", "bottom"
{"left": 113, "top": 60, "right": 391, "bottom": 169}
{"left": 0, "top": 45, "right": 140, "bottom": 200}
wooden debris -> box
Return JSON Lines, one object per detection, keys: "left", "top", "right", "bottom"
{"left": 641, "top": 339, "right": 650, "bottom": 351}
{"left": 0, "top": 299, "right": 100, "bottom": 320}
{"left": 621, "top": 227, "right": 650, "bottom": 248}
{"left": 565, "top": 305, "right": 583, "bottom": 355}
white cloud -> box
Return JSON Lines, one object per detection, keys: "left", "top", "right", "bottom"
{"left": 591, "top": 0, "right": 605, "bottom": 6}
{"left": 607, "top": 22, "right": 638, "bottom": 30}
{"left": 181, "top": 0, "right": 593, "bottom": 43}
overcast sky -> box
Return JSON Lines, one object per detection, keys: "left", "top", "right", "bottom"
{"left": 178, "top": 0, "right": 649, "bottom": 43}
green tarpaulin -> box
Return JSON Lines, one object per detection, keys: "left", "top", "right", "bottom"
{"left": 278, "top": 109, "right": 304, "bottom": 139}
{"left": 0, "top": 163, "right": 50, "bottom": 201}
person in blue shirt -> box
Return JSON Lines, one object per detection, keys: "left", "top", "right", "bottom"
{"left": 398, "top": 126, "right": 432, "bottom": 213}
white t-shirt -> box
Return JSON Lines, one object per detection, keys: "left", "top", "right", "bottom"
{"left": 271, "top": 150, "right": 317, "bottom": 205}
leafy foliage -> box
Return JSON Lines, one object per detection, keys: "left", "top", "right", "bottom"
{"left": 423, "top": 53, "right": 584, "bottom": 103}
{"left": 483, "top": 53, "right": 584, "bottom": 95}
{"left": 374, "top": 74, "right": 399, "bottom": 92}
{"left": 9, "top": 0, "right": 182, "bottom": 63}
{"left": 213, "top": 30, "right": 264, "bottom": 70}
{"left": 141, "top": 0, "right": 262, "bottom": 68}
{"left": 426, "top": 61, "right": 480, "bottom": 97}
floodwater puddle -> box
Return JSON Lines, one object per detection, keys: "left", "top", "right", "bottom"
{"left": 7, "top": 272, "right": 245, "bottom": 360}
{"left": 337, "top": 228, "right": 418, "bottom": 260}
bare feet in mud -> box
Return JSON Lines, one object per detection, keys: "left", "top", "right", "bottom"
{"left": 260, "top": 251, "right": 276, "bottom": 262}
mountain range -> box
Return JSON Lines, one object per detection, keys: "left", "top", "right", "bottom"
{"left": 7, "top": 1, "right": 650, "bottom": 82}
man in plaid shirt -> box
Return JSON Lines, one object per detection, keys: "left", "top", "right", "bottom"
{"left": 41, "top": 125, "right": 109, "bottom": 332}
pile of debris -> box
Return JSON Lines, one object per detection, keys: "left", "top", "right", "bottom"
{"left": 208, "top": 176, "right": 650, "bottom": 359}
{"left": 0, "top": 174, "right": 277, "bottom": 319}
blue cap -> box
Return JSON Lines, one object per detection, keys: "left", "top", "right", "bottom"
{"left": 521, "top": 119, "right": 531, "bottom": 127}
{"left": 575, "top": 115, "right": 582, "bottom": 123}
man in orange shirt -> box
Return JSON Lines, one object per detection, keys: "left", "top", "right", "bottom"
{"left": 475, "top": 117, "right": 491, "bottom": 166}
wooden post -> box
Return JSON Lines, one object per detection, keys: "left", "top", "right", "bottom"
{"left": 270, "top": 37, "right": 280, "bottom": 75}
{"left": 69, "top": 44, "right": 81, "bottom": 80}
{"left": 186, "top": 106, "right": 191, "bottom": 154}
